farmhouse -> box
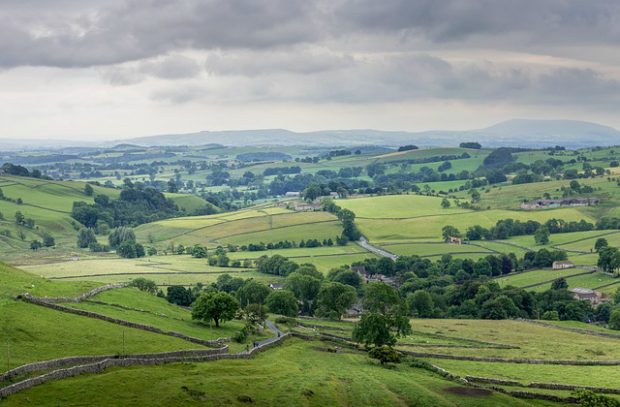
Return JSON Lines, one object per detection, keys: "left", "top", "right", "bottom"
{"left": 447, "top": 236, "right": 462, "bottom": 245}
{"left": 285, "top": 191, "right": 301, "bottom": 197}
{"left": 520, "top": 198, "right": 600, "bottom": 210}
{"left": 269, "top": 283, "right": 284, "bottom": 290}
{"left": 569, "top": 288, "right": 602, "bottom": 305}
{"left": 552, "top": 260, "right": 574, "bottom": 270}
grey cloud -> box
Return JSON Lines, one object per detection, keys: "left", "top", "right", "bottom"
{"left": 151, "top": 53, "right": 620, "bottom": 107}
{"left": 0, "top": 0, "right": 320, "bottom": 68}
{"left": 101, "top": 55, "right": 203, "bottom": 85}
{"left": 336, "top": 0, "right": 620, "bottom": 46}
{"left": 205, "top": 48, "right": 354, "bottom": 76}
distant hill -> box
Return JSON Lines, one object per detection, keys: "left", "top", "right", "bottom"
{"left": 120, "top": 119, "right": 620, "bottom": 149}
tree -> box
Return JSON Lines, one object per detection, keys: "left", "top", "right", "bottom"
{"left": 77, "top": 228, "right": 98, "bottom": 248}
{"left": 191, "top": 245, "right": 208, "bottom": 258}
{"left": 460, "top": 142, "right": 482, "bottom": 149}
{"left": 598, "top": 247, "right": 620, "bottom": 274}
{"left": 108, "top": 227, "right": 136, "bottom": 249}
{"left": 286, "top": 272, "right": 322, "bottom": 314}
{"left": 542, "top": 310, "right": 560, "bottom": 321}
{"left": 84, "top": 184, "right": 94, "bottom": 196}
{"left": 327, "top": 267, "right": 362, "bottom": 288}
{"left": 117, "top": 240, "right": 143, "bottom": 258}
{"left": 441, "top": 225, "right": 461, "bottom": 241}
{"left": 353, "top": 313, "right": 396, "bottom": 347}
{"left": 363, "top": 282, "right": 400, "bottom": 314}
{"left": 215, "top": 274, "right": 244, "bottom": 293}
{"left": 30, "top": 240, "right": 42, "bottom": 251}
{"left": 551, "top": 277, "right": 568, "bottom": 290}
{"left": 167, "top": 179, "right": 178, "bottom": 193}
{"left": 236, "top": 280, "right": 270, "bottom": 307}
{"left": 192, "top": 291, "right": 239, "bottom": 328}
{"left": 315, "top": 282, "right": 356, "bottom": 320}
{"left": 166, "top": 285, "right": 193, "bottom": 306}
{"left": 441, "top": 198, "right": 451, "bottom": 209}
{"left": 14, "top": 211, "right": 25, "bottom": 226}
{"left": 368, "top": 346, "right": 402, "bottom": 366}
{"left": 534, "top": 226, "right": 550, "bottom": 245}
{"left": 266, "top": 290, "right": 298, "bottom": 317}
{"left": 609, "top": 308, "right": 620, "bottom": 330}
{"left": 42, "top": 234, "right": 55, "bottom": 247}
{"left": 407, "top": 290, "right": 434, "bottom": 317}
{"left": 595, "top": 238, "right": 609, "bottom": 252}
{"left": 302, "top": 183, "right": 323, "bottom": 202}
{"left": 130, "top": 278, "right": 158, "bottom": 294}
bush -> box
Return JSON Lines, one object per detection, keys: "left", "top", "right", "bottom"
{"left": 542, "top": 310, "right": 560, "bottom": 321}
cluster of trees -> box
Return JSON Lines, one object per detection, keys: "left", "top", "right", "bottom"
{"left": 242, "top": 238, "right": 335, "bottom": 252}
{"left": 72, "top": 184, "right": 181, "bottom": 228}
{"left": 460, "top": 218, "right": 595, "bottom": 242}
{"left": 76, "top": 226, "right": 145, "bottom": 258}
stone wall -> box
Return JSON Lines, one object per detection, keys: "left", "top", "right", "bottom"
{"left": 0, "top": 347, "right": 228, "bottom": 383}
{"left": 0, "top": 334, "right": 290, "bottom": 400}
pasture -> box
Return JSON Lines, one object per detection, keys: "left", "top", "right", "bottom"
{"left": 1, "top": 339, "right": 547, "bottom": 407}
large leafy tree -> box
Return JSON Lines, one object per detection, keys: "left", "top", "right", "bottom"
{"left": 315, "top": 282, "right": 356, "bottom": 320}
{"left": 266, "top": 290, "right": 298, "bottom": 317}
{"left": 192, "top": 291, "right": 239, "bottom": 328}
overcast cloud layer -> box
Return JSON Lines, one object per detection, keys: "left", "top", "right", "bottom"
{"left": 1, "top": 0, "right": 620, "bottom": 139}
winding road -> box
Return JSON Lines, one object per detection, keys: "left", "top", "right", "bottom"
{"left": 356, "top": 237, "right": 399, "bottom": 261}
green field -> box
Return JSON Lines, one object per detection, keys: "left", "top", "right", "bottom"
{"left": 337, "top": 194, "right": 470, "bottom": 219}
{"left": 1, "top": 339, "right": 550, "bottom": 407}
{"left": 135, "top": 207, "right": 342, "bottom": 250}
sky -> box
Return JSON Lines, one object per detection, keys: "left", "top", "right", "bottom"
{"left": 1, "top": 0, "right": 620, "bottom": 140}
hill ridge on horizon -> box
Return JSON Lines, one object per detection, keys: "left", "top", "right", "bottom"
{"left": 0, "top": 119, "right": 618, "bottom": 150}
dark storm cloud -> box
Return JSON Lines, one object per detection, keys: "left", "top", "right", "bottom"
{"left": 0, "top": 0, "right": 320, "bottom": 68}
{"left": 336, "top": 0, "right": 620, "bottom": 45}
{"left": 2, "top": 0, "right": 620, "bottom": 68}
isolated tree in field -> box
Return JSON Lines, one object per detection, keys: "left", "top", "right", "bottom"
{"left": 130, "top": 278, "right": 158, "bottom": 294}
{"left": 191, "top": 245, "right": 208, "bottom": 258}
{"left": 42, "top": 233, "right": 55, "bottom": 247}
{"left": 353, "top": 312, "right": 396, "bottom": 348}
{"left": 84, "top": 183, "right": 94, "bottom": 196}
{"left": 595, "top": 238, "right": 609, "bottom": 252}
{"left": 315, "top": 282, "right": 356, "bottom": 320}
{"left": 441, "top": 225, "right": 461, "bottom": 241}
{"left": 14, "top": 211, "right": 24, "bottom": 226}
{"left": 441, "top": 198, "right": 451, "bottom": 209}
{"left": 598, "top": 247, "right": 620, "bottom": 274}
{"left": 469, "top": 189, "right": 481, "bottom": 203}
{"left": 30, "top": 240, "right": 42, "bottom": 251}
{"left": 266, "top": 290, "right": 298, "bottom": 317}
{"left": 534, "top": 226, "right": 550, "bottom": 245}
{"left": 77, "top": 228, "right": 97, "bottom": 248}
{"left": 551, "top": 277, "right": 568, "bottom": 290}
{"left": 192, "top": 291, "right": 239, "bottom": 328}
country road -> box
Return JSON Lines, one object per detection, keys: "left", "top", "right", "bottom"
{"left": 356, "top": 237, "right": 399, "bottom": 261}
